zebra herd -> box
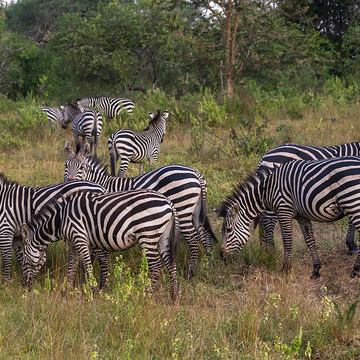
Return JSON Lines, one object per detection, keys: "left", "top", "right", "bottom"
{"left": 2, "top": 97, "right": 360, "bottom": 300}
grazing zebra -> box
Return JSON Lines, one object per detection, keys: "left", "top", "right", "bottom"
{"left": 41, "top": 106, "right": 66, "bottom": 126}
{"left": 22, "top": 189, "right": 180, "bottom": 300}
{"left": 62, "top": 105, "right": 103, "bottom": 157}
{"left": 108, "top": 110, "right": 168, "bottom": 177}
{"left": 0, "top": 174, "right": 106, "bottom": 281}
{"left": 216, "top": 156, "right": 360, "bottom": 279}
{"left": 256, "top": 142, "right": 360, "bottom": 254}
{"left": 64, "top": 141, "right": 217, "bottom": 278}
{"left": 73, "top": 97, "right": 135, "bottom": 121}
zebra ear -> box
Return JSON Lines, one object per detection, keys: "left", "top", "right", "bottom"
{"left": 81, "top": 143, "right": 91, "bottom": 158}
{"left": 64, "top": 141, "right": 75, "bottom": 156}
{"left": 231, "top": 203, "right": 240, "bottom": 219}
{"left": 162, "top": 110, "right": 169, "bottom": 119}
{"left": 149, "top": 112, "right": 155, "bottom": 120}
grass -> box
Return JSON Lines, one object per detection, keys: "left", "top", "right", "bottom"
{"left": 1, "top": 93, "right": 360, "bottom": 359}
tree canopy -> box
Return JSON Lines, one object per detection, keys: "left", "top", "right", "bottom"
{"left": 1, "top": 0, "right": 360, "bottom": 99}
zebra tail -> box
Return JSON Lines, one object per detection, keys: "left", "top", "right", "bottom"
{"left": 93, "top": 118, "right": 98, "bottom": 154}
{"left": 109, "top": 137, "right": 116, "bottom": 176}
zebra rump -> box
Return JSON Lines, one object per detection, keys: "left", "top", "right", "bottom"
{"left": 21, "top": 189, "right": 180, "bottom": 300}
{"left": 216, "top": 156, "right": 360, "bottom": 279}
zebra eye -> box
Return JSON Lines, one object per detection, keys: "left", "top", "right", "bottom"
{"left": 80, "top": 164, "right": 84, "bottom": 170}
{"left": 226, "top": 227, "right": 232, "bottom": 233}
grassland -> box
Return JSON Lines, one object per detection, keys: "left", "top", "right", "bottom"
{"left": 0, "top": 89, "right": 360, "bottom": 359}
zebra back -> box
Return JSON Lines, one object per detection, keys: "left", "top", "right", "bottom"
{"left": 75, "top": 97, "right": 135, "bottom": 118}
{"left": 257, "top": 142, "right": 360, "bottom": 172}
{"left": 41, "top": 106, "right": 65, "bottom": 125}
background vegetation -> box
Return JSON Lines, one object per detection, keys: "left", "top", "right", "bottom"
{"left": 1, "top": 0, "right": 360, "bottom": 359}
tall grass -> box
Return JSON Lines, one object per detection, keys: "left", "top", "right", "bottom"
{"left": 0, "top": 84, "right": 360, "bottom": 359}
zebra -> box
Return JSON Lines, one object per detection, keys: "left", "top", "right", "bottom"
{"left": 64, "top": 140, "right": 217, "bottom": 278}
{"left": 41, "top": 106, "right": 66, "bottom": 126}
{"left": 216, "top": 156, "right": 360, "bottom": 279}
{"left": 256, "top": 142, "right": 360, "bottom": 254}
{"left": 108, "top": 110, "right": 168, "bottom": 177}
{"left": 73, "top": 97, "right": 135, "bottom": 121}
{"left": 21, "top": 189, "right": 180, "bottom": 301}
{"left": 62, "top": 105, "right": 103, "bottom": 157}
{"left": 0, "top": 173, "right": 106, "bottom": 281}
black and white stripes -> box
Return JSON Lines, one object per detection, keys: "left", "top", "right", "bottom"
{"left": 22, "top": 189, "right": 180, "bottom": 300}
{"left": 63, "top": 141, "right": 217, "bottom": 277}
{"left": 73, "top": 97, "right": 135, "bottom": 119}
{"left": 0, "top": 174, "right": 106, "bottom": 280}
{"left": 108, "top": 110, "right": 168, "bottom": 177}
{"left": 256, "top": 142, "right": 360, "bottom": 253}
{"left": 216, "top": 156, "right": 360, "bottom": 278}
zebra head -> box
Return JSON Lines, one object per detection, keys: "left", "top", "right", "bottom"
{"left": 215, "top": 202, "right": 251, "bottom": 261}
{"left": 21, "top": 224, "right": 47, "bottom": 287}
{"left": 215, "top": 171, "right": 268, "bottom": 261}
{"left": 64, "top": 140, "right": 90, "bottom": 181}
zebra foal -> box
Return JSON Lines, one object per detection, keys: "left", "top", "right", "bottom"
{"left": 256, "top": 142, "right": 360, "bottom": 253}
{"left": 0, "top": 174, "right": 106, "bottom": 281}
{"left": 64, "top": 141, "right": 217, "bottom": 278}
{"left": 62, "top": 104, "right": 103, "bottom": 157}
{"left": 21, "top": 189, "right": 180, "bottom": 300}
{"left": 216, "top": 156, "right": 360, "bottom": 279}
{"left": 108, "top": 110, "right": 168, "bottom": 177}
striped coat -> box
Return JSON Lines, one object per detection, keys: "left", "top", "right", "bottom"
{"left": 22, "top": 189, "right": 180, "bottom": 300}
{"left": 216, "top": 156, "right": 360, "bottom": 279}
{"left": 64, "top": 141, "right": 217, "bottom": 278}
{"left": 0, "top": 174, "right": 106, "bottom": 280}
{"left": 108, "top": 110, "right": 168, "bottom": 177}
{"left": 256, "top": 142, "right": 360, "bottom": 253}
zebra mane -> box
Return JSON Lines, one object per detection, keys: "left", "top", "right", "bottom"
{"left": 86, "top": 154, "right": 110, "bottom": 176}
{"left": 0, "top": 173, "right": 19, "bottom": 186}
{"left": 216, "top": 168, "right": 271, "bottom": 217}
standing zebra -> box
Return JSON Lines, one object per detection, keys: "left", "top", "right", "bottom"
{"left": 73, "top": 97, "right": 135, "bottom": 121}
{"left": 41, "top": 106, "right": 66, "bottom": 126}
{"left": 216, "top": 156, "right": 360, "bottom": 279}
{"left": 0, "top": 174, "right": 106, "bottom": 281}
{"left": 108, "top": 110, "right": 168, "bottom": 177}
{"left": 256, "top": 142, "right": 360, "bottom": 253}
{"left": 22, "top": 189, "right": 180, "bottom": 300}
{"left": 64, "top": 141, "right": 217, "bottom": 278}
{"left": 62, "top": 104, "right": 103, "bottom": 157}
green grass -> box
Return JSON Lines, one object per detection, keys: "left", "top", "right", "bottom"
{"left": 1, "top": 92, "right": 360, "bottom": 359}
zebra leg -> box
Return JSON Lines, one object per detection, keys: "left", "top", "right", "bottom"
{"left": 157, "top": 222, "right": 178, "bottom": 301}
{"left": 0, "top": 236, "right": 14, "bottom": 281}
{"left": 297, "top": 218, "right": 322, "bottom": 279}
{"left": 179, "top": 220, "right": 202, "bottom": 278}
{"left": 118, "top": 157, "right": 131, "bottom": 178}
{"left": 139, "top": 241, "right": 162, "bottom": 292}
{"left": 67, "top": 248, "right": 81, "bottom": 291}
{"left": 96, "top": 249, "right": 110, "bottom": 290}
{"left": 261, "top": 212, "right": 277, "bottom": 250}
{"left": 277, "top": 216, "right": 294, "bottom": 272}
{"left": 345, "top": 222, "right": 358, "bottom": 255}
